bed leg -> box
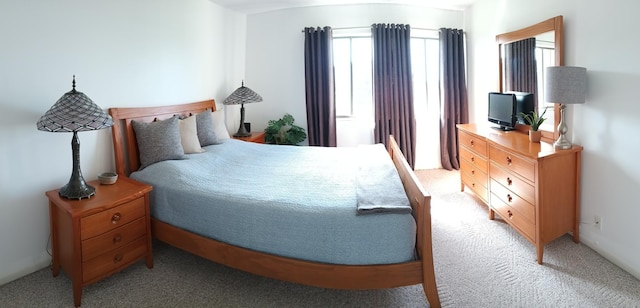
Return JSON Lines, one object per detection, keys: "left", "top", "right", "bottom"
{"left": 422, "top": 257, "right": 441, "bottom": 308}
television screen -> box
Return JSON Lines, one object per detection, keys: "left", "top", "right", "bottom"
{"left": 506, "top": 91, "right": 535, "bottom": 124}
{"left": 488, "top": 92, "right": 517, "bottom": 130}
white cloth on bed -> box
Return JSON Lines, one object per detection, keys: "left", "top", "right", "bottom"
{"left": 130, "top": 139, "right": 416, "bottom": 265}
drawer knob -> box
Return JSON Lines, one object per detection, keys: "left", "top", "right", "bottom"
{"left": 471, "top": 170, "right": 475, "bottom": 175}
{"left": 507, "top": 177, "right": 513, "bottom": 186}
{"left": 470, "top": 140, "right": 474, "bottom": 146}
{"left": 114, "top": 254, "right": 123, "bottom": 263}
{"left": 113, "top": 234, "right": 122, "bottom": 244}
{"left": 471, "top": 156, "right": 475, "bottom": 162}
{"left": 471, "top": 183, "right": 476, "bottom": 187}
{"left": 111, "top": 213, "right": 122, "bottom": 224}
{"left": 507, "top": 194, "right": 513, "bottom": 203}
{"left": 507, "top": 210, "right": 513, "bottom": 218}
{"left": 506, "top": 156, "right": 512, "bottom": 165}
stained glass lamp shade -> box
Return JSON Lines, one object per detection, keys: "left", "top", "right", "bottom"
{"left": 223, "top": 81, "right": 262, "bottom": 137}
{"left": 37, "top": 76, "right": 114, "bottom": 199}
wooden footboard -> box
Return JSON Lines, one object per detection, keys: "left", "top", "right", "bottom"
{"left": 388, "top": 136, "right": 439, "bottom": 306}
{"left": 109, "top": 101, "right": 440, "bottom": 308}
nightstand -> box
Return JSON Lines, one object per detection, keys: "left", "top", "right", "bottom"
{"left": 233, "top": 131, "right": 265, "bottom": 143}
{"left": 47, "top": 176, "right": 153, "bottom": 307}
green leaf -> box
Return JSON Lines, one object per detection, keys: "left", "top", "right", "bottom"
{"left": 264, "top": 113, "right": 307, "bottom": 145}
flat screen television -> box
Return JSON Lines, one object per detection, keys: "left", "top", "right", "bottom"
{"left": 488, "top": 92, "right": 517, "bottom": 130}
{"left": 506, "top": 91, "right": 535, "bottom": 124}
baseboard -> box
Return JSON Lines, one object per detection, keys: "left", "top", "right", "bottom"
{"left": 581, "top": 236, "right": 640, "bottom": 281}
{"left": 0, "top": 254, "right": 51, "bottom": 286}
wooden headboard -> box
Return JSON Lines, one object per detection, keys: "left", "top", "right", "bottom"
{"left": 108, "top": 99, "right": 217, "bottom": 176}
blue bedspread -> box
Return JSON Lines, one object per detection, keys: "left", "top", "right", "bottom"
{"left": 131, "top": 139, "right": 416, "bottom": 265}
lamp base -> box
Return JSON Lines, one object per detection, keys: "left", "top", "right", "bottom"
{"left": 554, "top": 104, "right": 573, "bottom": 150}
{"left": 59, "top": 131, "right": 96, "bottom": 200}
{"left": 59, "top": 181, "right": 95, "bottom": 200}
{"left": 233, "top": 103, "right": 251, "bottom": 137}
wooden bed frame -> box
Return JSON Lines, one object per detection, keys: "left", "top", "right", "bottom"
{"left": 108, "top": 99, "right": 440, "bottom": 307}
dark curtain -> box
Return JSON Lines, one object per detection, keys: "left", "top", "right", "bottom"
{"left": 440, "top": 28, "right": 469, "bottom": 170}
{"left": 371, "top": 23, "right": 415, "bottom": 168}
{"left": 504, "top": 37, "right": 537, "bottom": 99}
{"left": 304, "top": 26, "right": 336, "bottom": 147}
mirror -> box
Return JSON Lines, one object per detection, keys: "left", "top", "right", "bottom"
{"left": 497, "top": 16, "right": 563, "bottom": 142}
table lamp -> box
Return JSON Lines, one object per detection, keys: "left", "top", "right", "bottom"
{"left": 544, "top": 66, "right": 587, "bottom": 150}
{"left": 223, "top": 81, "right": 262, "bottom": 137}
{"left": 37, "top": 76, "right": 114, "bottom": 199}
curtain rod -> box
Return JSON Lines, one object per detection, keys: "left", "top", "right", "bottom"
{"left": 301, "top": 26, "right": 462, "bottom": 33}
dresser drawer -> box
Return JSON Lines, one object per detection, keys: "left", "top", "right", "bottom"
{"left": 459, "top": 131, "right": 487, "bottom": 156}
{"left": 82, "top": 217, "right": 146, "bottom": 262}
{"left": 461, "top": 169, "right": 488, "bottom": 202}
{"left": 460, "top": 147, "right": 488, "bottom": 174}
{"left": 489, "top": 163, "right": 535, "bottom": 204}
{"left": 82, "top": 236, "right": 148, "bottom": 283}
{"left": 489, "top": 146, "right": 535, "bottom": 180}
{"left": 461, "top": 158, "right": 488, "bottom": 183}
{"left": 490, "top": 179, "right": 535, "bottom": 224}
{"left": 490, "top": 193, "right": 535, "bottom": 242}
{"left": 81, "top": 197, "right": 145, "bottom": 240}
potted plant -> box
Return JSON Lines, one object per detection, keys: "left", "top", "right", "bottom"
{"left": 519, "top": 108, "right": 547, "bottom": 143}
{"left": 264, "top": 113, "right": 307, "bottom": 145}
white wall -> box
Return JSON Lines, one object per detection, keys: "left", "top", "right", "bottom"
{"left": 0, "top": 0, "right": 245, "bottom": 285}
{"left": 242, "top": 4, "right": 463, "bottom": 143}
{"left": 466, "top": 0, "right": 640, "bottom": 279}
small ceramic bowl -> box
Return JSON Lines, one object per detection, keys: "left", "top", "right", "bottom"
{"left": 98, "top": 172, "right": 118, "bottom": 185}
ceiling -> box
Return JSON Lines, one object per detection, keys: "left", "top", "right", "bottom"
{"left": 209, "top": 0, "right": 476, "bottom": 14}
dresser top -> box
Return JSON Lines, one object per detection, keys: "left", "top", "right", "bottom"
{"left": 457, "top": 123, "right": 583, "bottom": 159}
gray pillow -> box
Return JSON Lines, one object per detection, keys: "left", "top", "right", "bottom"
{"left": 196, "top": 110, "right": 219, "bottom": 146}
{"left": 132, "top": 116, "right": 187, "bottom": 170}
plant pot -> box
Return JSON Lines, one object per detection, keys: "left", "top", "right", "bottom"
{"left": 529, "top": 130, "right": 542, "bottom": 143}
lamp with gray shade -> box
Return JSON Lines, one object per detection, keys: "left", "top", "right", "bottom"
{"left": 37, "top": 76, "right": 114, "bottom": 199}
{"left": 223, "top": 81, "right": 263, "bottom": 137}
{"left": 545, "top": 66, "right": 587, "bottom": 150}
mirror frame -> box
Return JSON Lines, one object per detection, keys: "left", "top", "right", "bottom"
{"left": 497, "top": 15, "right": 563, "bottom": 142}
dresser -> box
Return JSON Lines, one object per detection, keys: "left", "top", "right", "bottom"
{"left": 457, "top": 124, "right": 582, "bottom": 264}
{"left": 47, "top": 177, "right": 153, "bottom": 307}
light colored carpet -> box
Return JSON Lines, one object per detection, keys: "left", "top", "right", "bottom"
{"left": 1, "top": 169, "right": 639, "bottom": 307}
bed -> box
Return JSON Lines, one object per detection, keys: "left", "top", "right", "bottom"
{"left": 109, "top": 99, "right": 440, "bottom": 307}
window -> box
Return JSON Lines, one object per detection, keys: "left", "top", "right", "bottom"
{"left": 411, "top": 36, "right": 441, "bottom": 169}
{"left": 333, "top": 29, "right": 442, "bottom": 169}
{"left": 535, "top": 41, "right": 555, "bottom": 132}
{"left": 333, "top": 37, "right": 373, "bottom": 119}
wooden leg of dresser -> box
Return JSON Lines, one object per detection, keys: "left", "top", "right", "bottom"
{"left": 489, "top": 209, "right": 495, "bottom": 220}
{"left": 536, "top": 245, "right": 544, "bottom": 264}
{"left": 146, "top": 254, "right": 154, "bottom": 269}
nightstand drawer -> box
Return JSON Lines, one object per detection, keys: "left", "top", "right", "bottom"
{"left": 82, "top": 236, "right": 147, "bottom": 283}
{"left": 81, "top": 197, "right": 145, "bottom": 240}
{"left": 82, "top": 217, "right": 146, "bottom": 262}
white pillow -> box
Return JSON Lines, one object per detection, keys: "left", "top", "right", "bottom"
{"left": 211, "top": 110, "right": 230, "bottom": 140}
{"left": 179, "top": 115, "right": 205, "bottom": 153}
